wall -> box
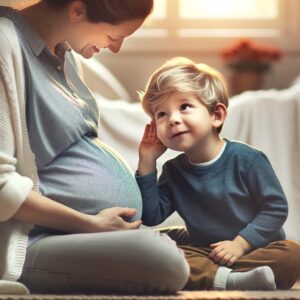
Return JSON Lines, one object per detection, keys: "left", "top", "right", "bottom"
{"left": 94, "top": 50, "right": 300, "bottom": 101}
{"left": 90, "top": 0, "right": 300, "bottom": 101}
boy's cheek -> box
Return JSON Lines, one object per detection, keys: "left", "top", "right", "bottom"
{"left": 156, "top": 129, "right": 165, "bottom": 141}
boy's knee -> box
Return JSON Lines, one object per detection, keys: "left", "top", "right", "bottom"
{"left": 272, "top": 240, "right": 300, "bottom": 289}
{"left": 284, "top": 240, "right": 300, "bottom": 267}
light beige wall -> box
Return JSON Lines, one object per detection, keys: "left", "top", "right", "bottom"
{"left": 95, "top": 51, "right": 300, "bottom": 101}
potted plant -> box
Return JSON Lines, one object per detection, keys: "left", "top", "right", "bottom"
{"left": 220, "top": 38, "right": 282, "bottom": 95}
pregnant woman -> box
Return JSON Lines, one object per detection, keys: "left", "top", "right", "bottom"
{"left": 0, "top": 0, "right": 189, "bottom": 294}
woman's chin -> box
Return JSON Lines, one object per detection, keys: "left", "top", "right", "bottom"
{"left": 80, "top": 47, "right": 99, "bottom": 59}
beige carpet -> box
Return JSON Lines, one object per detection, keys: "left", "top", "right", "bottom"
{"left": 1, "top": 282, "right": 299, "bottom": 300}
{"left": 0, "top": 290, "right": 300, "bottom": 300}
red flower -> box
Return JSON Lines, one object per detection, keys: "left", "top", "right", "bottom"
{"left": 221, "top": 38, "right": 282, "bottom": 66}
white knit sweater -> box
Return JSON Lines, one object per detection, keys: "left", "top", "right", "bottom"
{"left": 0, "top": 17, "right": 38, "bottom": 294}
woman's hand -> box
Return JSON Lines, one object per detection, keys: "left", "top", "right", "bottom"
{"left": 14, "top": 191, "right": 141, "bottom": 233}
{"left": 90, "top": 207, "right": 142, "bottom": 232}
{"left": 138, "top": 120, "right": 167, "bottom": 176}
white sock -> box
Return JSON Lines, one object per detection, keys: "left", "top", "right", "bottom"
{"left": 226, "top": 266, "right": 276, "bottom": 291}
{"left": 0, "top": 280, "right": 29, "bottom": 295}
{"left": 213, "top": 266, "right": 232, "bottom": 290}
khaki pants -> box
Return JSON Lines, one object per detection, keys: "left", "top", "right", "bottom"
{"left": 160, "top": 227, "right": 300, "bottom": 290}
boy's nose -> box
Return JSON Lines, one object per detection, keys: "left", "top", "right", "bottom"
{"left": 169, "top": 113, "right": 182, "bottom": 126}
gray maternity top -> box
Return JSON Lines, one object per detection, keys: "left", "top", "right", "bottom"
{"left": 0, "top": 7, "right": 142, "bottom": 245}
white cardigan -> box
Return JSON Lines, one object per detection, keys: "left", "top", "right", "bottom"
{"left": 0, "top": 17, "right": 38, "bottom": 294}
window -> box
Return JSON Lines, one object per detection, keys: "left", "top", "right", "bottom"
{"left": 179, "top": 0, "right": 278, "bottom": 19}
{"left": 124, "top": 0, "right": 299, "bottom": 53}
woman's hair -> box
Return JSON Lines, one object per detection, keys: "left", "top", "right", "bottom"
{"left": 45, "top": 0, "right": 153, "bottom": 24}
{"left": 140, "top": 57, "right": 229, "bottom": 118}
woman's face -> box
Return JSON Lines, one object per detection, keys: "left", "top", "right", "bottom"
{"left": 65, "top": 18, "right": 144, "bottom": 58}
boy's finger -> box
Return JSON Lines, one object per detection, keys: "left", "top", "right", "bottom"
{"left": 143, "top": 124, "right": 150, "bottom": 138}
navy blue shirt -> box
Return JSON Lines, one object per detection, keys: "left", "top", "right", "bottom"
{"left": 136, "top": 140, "right": 288, "bottom": 248}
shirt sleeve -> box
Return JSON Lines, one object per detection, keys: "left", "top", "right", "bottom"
{"left": 0, "top": 24, "right": 34, "bottom": 221}
{"left": 238, "top": 151, "right": 288, "bottom": 248}
{"left": 135, "top": 167, "right": 175, "bottom": 226}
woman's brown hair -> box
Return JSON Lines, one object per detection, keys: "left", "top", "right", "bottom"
{"left": 46, "top": 0, "right": 153, "bottom": 24}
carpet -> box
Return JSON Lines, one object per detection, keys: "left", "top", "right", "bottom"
{"left": 1, "top": 290, "right": 300, "bottom": 300}
{"left": 1, "top": 282, "right": 299, "bottom": 300}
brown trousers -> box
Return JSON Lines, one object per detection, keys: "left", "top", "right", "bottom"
{"left": 159, "top": 227, "right": 300, "bottom": 290}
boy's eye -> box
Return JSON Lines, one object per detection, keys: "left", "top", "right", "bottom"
{"left": 156, "top": 112, "right": 165, "bottom": 119}
{"left": 180, "top": 103, "right": 192, "bottom": 111}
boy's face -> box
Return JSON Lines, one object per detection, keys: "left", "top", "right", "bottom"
{"left": 153, "top": 92, "right": 220, "bottom": 155}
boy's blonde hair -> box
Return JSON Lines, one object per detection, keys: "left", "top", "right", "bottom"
{"left": 139, "top": 57, "right": 229, "bottom": 118}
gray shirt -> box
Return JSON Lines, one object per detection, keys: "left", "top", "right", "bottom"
{"left": 0, "top": 7, "right": 142, "bottom": 244}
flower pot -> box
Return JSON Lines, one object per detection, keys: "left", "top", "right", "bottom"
{"left": 228, "top": 61, "right": 270, "bottom": 95}
{"left": 230, "top": 69, "right": 264, "bottom": 95}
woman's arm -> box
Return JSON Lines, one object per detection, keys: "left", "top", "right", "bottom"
{"left": 13, "top": 190, "right": 142, "bottom": 232}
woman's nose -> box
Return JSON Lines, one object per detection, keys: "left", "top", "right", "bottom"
{"left": 108, "top": 39, "right": 124, "bottom": 53}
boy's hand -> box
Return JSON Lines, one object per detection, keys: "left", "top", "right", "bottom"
{"left": 209, "top": 236, "right": 252, "bottom": 267}
{"left": 138, "top": 120, "right": 167, "bottom": 176}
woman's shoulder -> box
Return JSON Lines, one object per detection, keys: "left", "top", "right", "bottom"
{"left": 0, "top": 17, "right": 20, "bottom": 54}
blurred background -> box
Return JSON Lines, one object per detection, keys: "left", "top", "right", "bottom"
{"left": 88, "top": 0, "right": 300, "bottom": 100}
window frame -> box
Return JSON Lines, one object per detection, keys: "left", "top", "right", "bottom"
{"left": 122, "top": 0, "right": 300, "bottom": 54}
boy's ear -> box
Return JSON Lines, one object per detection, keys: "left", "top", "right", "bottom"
{"left": 212, "top": 103, "right": 227, "bottom": 129}
{"left": 68, "top": 1, "right": 87, "bottom": 22}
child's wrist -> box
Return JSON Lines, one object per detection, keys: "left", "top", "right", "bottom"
{"left": 234, "top": 235, "right": 252, "bottom": 253}
{"left": 137, "top": 159, "right": 156, "bottom": 176}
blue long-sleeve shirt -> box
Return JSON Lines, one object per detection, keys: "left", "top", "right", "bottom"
{"left": 136, "top": 140, "right": 288, "bottom": 248}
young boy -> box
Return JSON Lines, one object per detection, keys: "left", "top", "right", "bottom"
{"left": 136, "top": 57, "right": 300, "bottom": 291}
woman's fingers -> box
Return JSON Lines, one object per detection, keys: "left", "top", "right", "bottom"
{"left": 117, "top": 207, "right": 137, "bottom": 217}
{"left": 126, "top": 220, "right": 142, "bottom": 229}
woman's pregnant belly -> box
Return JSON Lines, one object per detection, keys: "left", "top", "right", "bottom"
{"left": 37, "top": 136, "right": 142, "bottom": 221}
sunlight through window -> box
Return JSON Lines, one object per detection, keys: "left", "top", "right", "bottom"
{"left": 133, "top": 0, "right": 289, "bottom": 52}
{"left": 152, "top": 0, "right": 167, "bottom": 19}
{"left": 179, "top": 0, "right": 278, "bottom": 19}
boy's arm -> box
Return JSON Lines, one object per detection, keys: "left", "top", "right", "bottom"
{"left": 239, "top": 152, "right": 288, "bottom": 248}
{"left": 136, "top": 121, "right": 174, "bottom": 226}
{"left": 136, "top": 169, "right": 174, "bottom": 226}
{"left": 137, "top": 120, "right": 167, "bottom": 176}
{"left": 209, "top": 151, "right": 287, "bottom": 267}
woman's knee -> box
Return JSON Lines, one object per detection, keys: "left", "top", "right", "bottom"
{"left": 21, "top": 230, "right": 189, "bottom": 294}
{"left": 137, "top": 229, "right": 190, "bottom": 292}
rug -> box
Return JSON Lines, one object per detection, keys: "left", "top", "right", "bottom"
{"left": 1, "top": 290, "right": 300, "bottom": 300}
